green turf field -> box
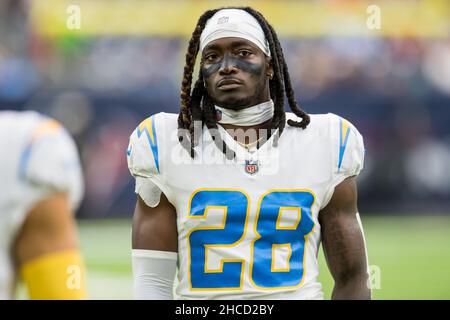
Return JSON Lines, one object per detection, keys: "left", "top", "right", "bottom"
{"left": 77, "top": 216, "right": 450, "bottom": 300}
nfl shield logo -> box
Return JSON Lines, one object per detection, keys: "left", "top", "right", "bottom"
{"left": 245, "top": 160, "right": 259, "bottom": 175}
{"left": 218, "top": 16, "right": 229, "bottom": 24}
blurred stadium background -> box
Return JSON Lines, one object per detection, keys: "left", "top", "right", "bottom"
{"left": 1, "top": 0, "right": 449, "bottom": 299}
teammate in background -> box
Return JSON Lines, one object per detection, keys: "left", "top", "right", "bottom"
{"left": 0, "top": 110, "right": 87, "bottom": 299}
{"left": 128, "top": 7, "right": 371, "bottom": 299}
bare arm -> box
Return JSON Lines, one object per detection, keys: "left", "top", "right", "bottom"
{"left": 131, "top": 193, "right": 178, "bottom": 299}
{"left": 15, "top": 193, "right": 78, "bottom": 265}
{"left": 13, "top": 193, "right": 86, "bottom": 299}
{"left": 132, "top": 193, "right": 178, "bottom": 252}
{"left": 319, "top": 177, "right": 371, "bottom": 300}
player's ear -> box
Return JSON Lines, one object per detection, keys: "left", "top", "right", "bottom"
{"left": 265, "top": 56, "right": 273, "bottom": 80}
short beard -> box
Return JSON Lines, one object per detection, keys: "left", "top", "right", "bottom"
{"left": 214, "top": 84, "right": 264, "bottom": 111}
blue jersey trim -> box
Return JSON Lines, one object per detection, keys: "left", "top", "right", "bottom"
{"left": 338, "top": 118, "right": 351, "bottom": 172}
{"left": 136, "top": 116, "right": 160, "bottom": 174}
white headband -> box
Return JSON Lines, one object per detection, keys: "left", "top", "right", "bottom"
{"left": 200, "top": 9, "right": 271, "bottom": 57}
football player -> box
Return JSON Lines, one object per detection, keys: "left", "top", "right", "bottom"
{"left": 128, "top": 7, "right": 370, "bottom": 299}
{"left": 0, "top": 110, "right": 87, "bottom": 299}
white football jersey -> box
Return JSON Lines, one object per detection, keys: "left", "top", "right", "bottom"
{"left": 127, "top": 111, "right": 364, "bottom": 299}
{"left": 0, "top": 110, "right": 84, "bottom": 299}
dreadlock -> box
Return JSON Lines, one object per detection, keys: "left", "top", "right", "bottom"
{"left": 178, "top": 6, "right": 310, "bottom": 158}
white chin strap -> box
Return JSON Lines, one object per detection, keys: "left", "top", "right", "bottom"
{"left": 215, "top": 100, "right": 274, "bottom": 126}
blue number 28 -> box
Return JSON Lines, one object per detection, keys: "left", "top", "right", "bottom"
{"left": 187, "top": 189, "right": 315, "bottom": 291}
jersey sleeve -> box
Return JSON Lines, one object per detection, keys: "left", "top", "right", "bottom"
{"left": 24, "top": 120, "right": 84, "bottom": 211}
{"left": 322, "top": 114, "right": 365, "bottom": 207}
{"left": 127, "top": 113, "right": 171, "bottom": 207}
{"left": 333, "top": 115, "right": 365, "bottom": 178}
